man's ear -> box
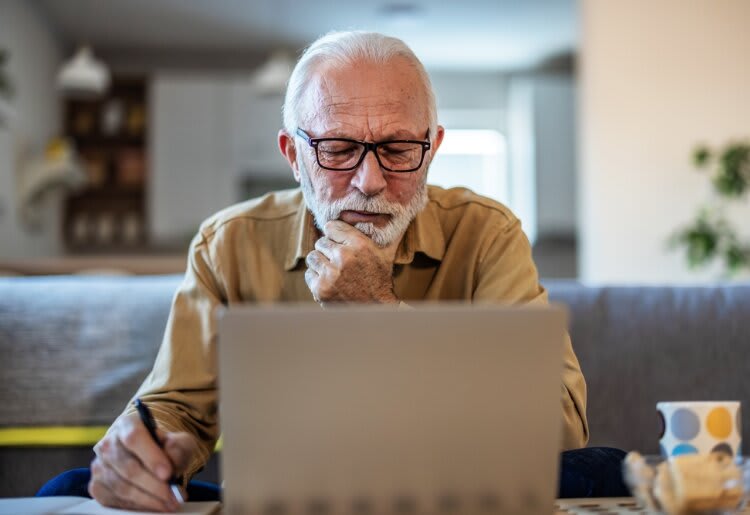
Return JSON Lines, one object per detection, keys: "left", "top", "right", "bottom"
{"left": 431, "top": 125, "right": 446, "bottom": 155}
{"left": 278, "top": 129, "right": 301, "bottom": 182}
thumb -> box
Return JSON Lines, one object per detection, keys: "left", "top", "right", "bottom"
{"left": 162, "top": 432, "right": 197, "bottom": 474}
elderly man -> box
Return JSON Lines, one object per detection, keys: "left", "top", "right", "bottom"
{"left": 38, "top": 31, "right": 627, "bottom": 510}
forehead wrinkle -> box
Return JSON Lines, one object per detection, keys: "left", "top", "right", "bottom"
{"left": 299, "top": 62, "right": 429, "bottom": 136}
{"left": 316, "top": 65, "right": 412, "bottom": 113}
{"left": 326, "top": 98, "right": 407, "bottom": 115}
{"left": 310, "top": 97, "right": 417, "bottom": 138}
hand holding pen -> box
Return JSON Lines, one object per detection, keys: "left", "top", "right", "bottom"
{"left": 90, "top": 399, "right": 199, "bottom": 511}
{"left": 135, "top": 399, "right": 185, "bottom": 504}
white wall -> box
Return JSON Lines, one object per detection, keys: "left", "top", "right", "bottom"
{"left": 149, "top": 74, "right": 238, "bottom": 244}
{"left": 579, "top": 0, "right": 750, "bottom": 283}
{"left": 429, "top": 71, "right": 507, "bottom": 119}
{"left": 430, "top": 71, "right": 536, "bottom": 228}
{"left": 430, "top": 70, "right": 578, "bottom": 244}
{"left": 0, "top": 0, "right": 63, "bottom": 259}
{"left": 150, "top": 73, "right": 289, "bottom": 244}
{"left": 505, "top": 73, "right": 578, "bottom": 244}
{"left": 506, "top": 77, "right": 537, "bottom": 243}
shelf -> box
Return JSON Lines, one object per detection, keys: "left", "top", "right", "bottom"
{"left": 69, "top": 188, "right": 145, "bottom": 200}
{"left": 62, "top": 76, "right": 150, "bottom": 253}
{"left": 0, "top": 98, "right": 15, "bottom": 126}
{"left": 71, "top": 133, "right": 146, "bottom": 147}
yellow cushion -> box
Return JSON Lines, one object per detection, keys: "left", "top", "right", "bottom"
{"left": 0, "top": 427, "right": 223, "bottom": 451}
{"left": 0, "top": 426, "right": 108, "bottom": 446}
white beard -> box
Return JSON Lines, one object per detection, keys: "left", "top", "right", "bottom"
{"left": 297, "top": 159, "right": 428, "bottom": 247}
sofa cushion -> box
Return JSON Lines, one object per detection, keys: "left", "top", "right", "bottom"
{"left": 0, "top": 274, "right": 183, "bottom": 428}
{"left": 547, "top": 280, "right": 750, "bottom": 454}
{"left": 3, "top": 274, "right": 748, "bottom": 459}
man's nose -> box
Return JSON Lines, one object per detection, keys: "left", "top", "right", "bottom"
{"left": 350, "top": 150, "right": 387, "bottom": 197}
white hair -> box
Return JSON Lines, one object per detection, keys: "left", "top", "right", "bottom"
{"left": 282, "top": 31, "right": 438, "bottom": 137}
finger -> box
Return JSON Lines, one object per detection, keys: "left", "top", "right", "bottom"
{"left": 314, "top": 237, "right": 339, "bottom": 261}
{"left": 305, "top": 266, "right": 318, "bottom": 281}
{"left": 118, "top": 414, "right": 173, "bottom": 481}
{"left": 110, "top": 437, "right": 177, "bottom": 506}
{"left": 305, "top": 250, "right": 330, "bottom": 274}
{"left": 89, "top": 476, "right": 122, "bottom": 509}
{"left": 305, "top": 268, "right": 320, "bottom": 301}
{"left": 306, "top": 268, "right": 331, "bottom": 304}
{"left": 89, "top": 458, "right": 119, "bottom": 508}
{"left": 96, "top": 436, "right": 176, "bottom": 508}
{"left": 323, "top": 220, "right": 364, "bottom": 245}
{"left": 106, "top": 471, "right": 177, "bottom": 513}
{"left": 91, "top": 456, "right": 176, "bottom": 512}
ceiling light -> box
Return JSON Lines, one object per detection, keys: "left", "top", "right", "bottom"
{"left": 251, "top": 51, "right": 294, "bottom": 96}
{"left": 378, "top": 3, "right": 424, "bottom": 25}
{"left": 57, "top": 46, "right": 111, "bottom": 98}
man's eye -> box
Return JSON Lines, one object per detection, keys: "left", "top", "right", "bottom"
{"left": 323, "top": 149, "right": 356, "bottom": 156}
{"left": 380, "top": 143, "right": 415, "bottom": 155}
{"left": 320, "top": 143, "right": 358, "bottom": 155}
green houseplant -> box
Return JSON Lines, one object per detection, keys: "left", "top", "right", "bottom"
{"left": 670, "top": 142, "right": 750, "bottom": 275}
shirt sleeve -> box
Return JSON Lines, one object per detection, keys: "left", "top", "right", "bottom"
{"left": 111, "top": 231, "right": 225, "bottom": 481}
{"left": 473, "top": 218, "right": 589, "bottom": 450}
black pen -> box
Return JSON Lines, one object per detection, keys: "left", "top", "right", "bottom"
{"left": 134, "top": 398, "right": 185, "bottom": 504}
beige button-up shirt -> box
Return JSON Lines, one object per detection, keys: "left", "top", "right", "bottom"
{"left": 119, "top": 185, "right": 588, "bottom": 480}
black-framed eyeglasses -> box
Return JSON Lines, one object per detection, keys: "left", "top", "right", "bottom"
{"left": 295, "top": 128, "right": 431, "bottom": 173}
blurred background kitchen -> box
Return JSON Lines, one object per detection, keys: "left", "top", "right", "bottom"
{"left": 0, "top": 0, "right": 748, "bottom": 282}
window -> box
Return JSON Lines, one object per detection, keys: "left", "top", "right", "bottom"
{"left": 427, "top": 101, "right": 538, "bottom": 244}
{"left": 428, "top": 129, "right": 508, "bottom": 206}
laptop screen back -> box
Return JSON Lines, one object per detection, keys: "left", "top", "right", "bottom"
{"left": 218, "top": 304, "right": 566, "bottom": 515}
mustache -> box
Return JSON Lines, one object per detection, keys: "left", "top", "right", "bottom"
{"left": 327, "top": 193, "right": 406, "bottom": 217}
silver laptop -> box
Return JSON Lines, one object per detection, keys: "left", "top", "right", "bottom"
{"left": 218, "top": 304, "right": 567, "bottom": 515}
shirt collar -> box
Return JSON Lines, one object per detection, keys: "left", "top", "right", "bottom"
{"left": 284, "top": 199, "right": 318, "bottom": 271}
{"left": 284, "top": 193, "right": 446, "bottom": 271}
{"left": 394, "top": 199, "right": 445, "bottom": 264}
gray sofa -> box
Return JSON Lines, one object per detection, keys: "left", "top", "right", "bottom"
{"left": 1, "top": 275, "right": 749, "bottom": 497}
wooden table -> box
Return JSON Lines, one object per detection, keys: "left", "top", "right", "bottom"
{"left": 556, "top": 497, "right": 750, "bottom": 514}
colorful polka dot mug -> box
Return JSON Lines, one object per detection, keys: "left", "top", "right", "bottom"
{"left": 657, "top": 401, "right": 741, "bottom": 457}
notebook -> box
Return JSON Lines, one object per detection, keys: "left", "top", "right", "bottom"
{"left": 218, "top": 303, "right": 568, "bottom": 515}
{"left": 0, "top": 497, "right": 220, "bottom": 514}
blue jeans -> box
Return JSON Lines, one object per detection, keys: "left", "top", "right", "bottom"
{"left": 558, "top": 447, "right": 629, "bottom": 497}
{"left": 36, "top": 469, "right": 221, "bottom": 502}
{"left": 37, "top": 447, "right": 629, "bottom": 500}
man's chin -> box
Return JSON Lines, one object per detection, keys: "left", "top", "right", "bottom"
{"left": 351, "top": 221, "right": 400, "bottom": 248}
{"left": 351, "top": 221, "right": 377, "bottom": 235}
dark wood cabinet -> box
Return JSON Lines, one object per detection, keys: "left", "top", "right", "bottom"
{"left": 62, "top": 77, "right": 149, "bottom": 253}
